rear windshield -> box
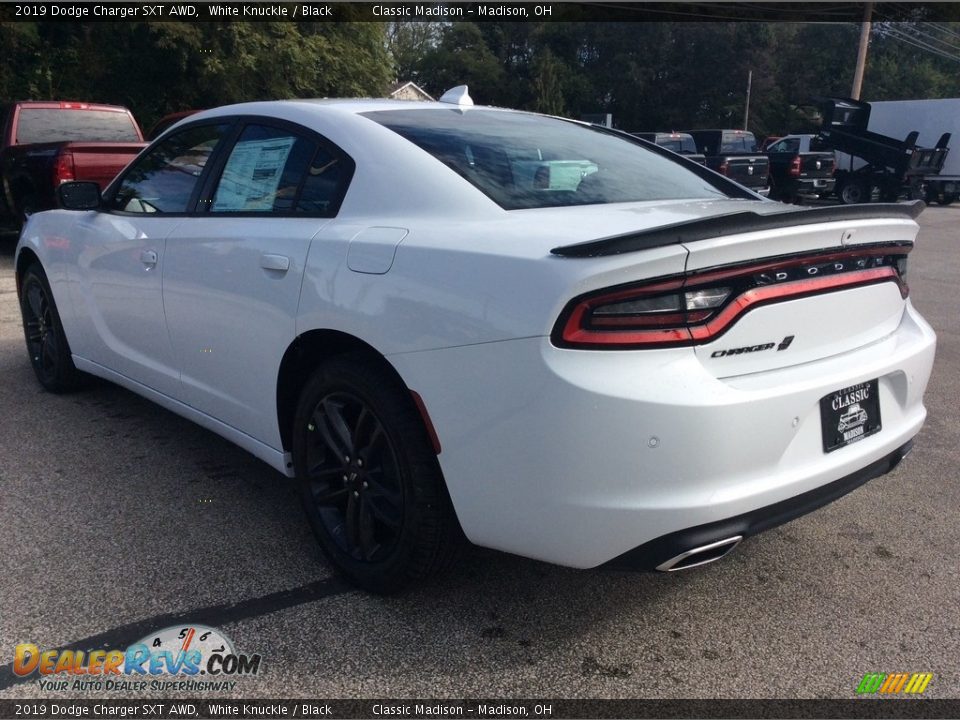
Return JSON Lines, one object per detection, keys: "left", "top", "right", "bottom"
{"left": 720, "top": 132, "right": 759, "bottom": 153}
{"left": 658, "top": 135, "right": 698, "bottom": 154}
{"left": 15, "top": 108, "right": 140, "bottom": 144}
{"left": 364, "top": 109, "right": 729, "bottom": 210}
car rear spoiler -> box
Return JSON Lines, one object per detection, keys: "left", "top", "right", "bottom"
{"left": 550, "top": 201, "right": 925, "bottom": 258}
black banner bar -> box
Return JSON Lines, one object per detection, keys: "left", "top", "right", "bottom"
{"left": 3, "top": 699, "right": 960, "bottom": 719}
{"left": 3, "top": 2, "right": 960, "bottom": 24}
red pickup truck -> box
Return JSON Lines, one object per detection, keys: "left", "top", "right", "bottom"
{"left": 0, "top": 101, "right": 147, "bottom": 226}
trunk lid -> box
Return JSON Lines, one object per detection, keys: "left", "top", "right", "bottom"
{"left": 550, "top": 202, "right": 918, "bottom": 377}
{"left": 683, "top": 214, "right": 916, "bottom": 377}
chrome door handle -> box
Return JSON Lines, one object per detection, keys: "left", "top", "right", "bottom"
{"left": 260, "top": 253, "right": 290, "bottom": 272}
{"left": 140, "top": 249, "right": 158, "bottom": 267}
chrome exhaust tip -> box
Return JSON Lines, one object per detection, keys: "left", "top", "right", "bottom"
{"left": 655, "top": 535, "right": 743, "bottom": 572}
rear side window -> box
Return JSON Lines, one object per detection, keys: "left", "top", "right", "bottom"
{"left": 295, "top": 146, "right": 348, "bottom": 215}
{"left": 15, "top": 108, "right": 141, "bottom": 144}
{"left": 210, "top": 124, "right": 351, "bottom": 216}
{"left": 111, "top": 124, "right": 228, "bottom": 213}
{"left": 364, "top": 109, "right": 729, "bottom": 210}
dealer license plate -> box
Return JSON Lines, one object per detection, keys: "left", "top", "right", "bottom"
{"left": 820, "top": 379, "right": 882, "bottom": 453}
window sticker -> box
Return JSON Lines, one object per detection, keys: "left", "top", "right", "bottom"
{"left": 213, "top": 136, "right": 297, "bottom": 211}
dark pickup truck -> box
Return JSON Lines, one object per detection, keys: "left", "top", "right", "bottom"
{"left": 765, "top": 134, "right": 836, "bottom": 202}
{"left": 0, "top": 101, "right": 146, "bottom": 226}
{"left": 688, "top": 129, "right": 770, "bottom": 196}
{"left": 630, "top": 132, "right": 707, "bottom": 165}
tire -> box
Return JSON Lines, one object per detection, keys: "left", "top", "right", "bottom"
{"left": 839, "top": 178, "right": 868, "bottom": 205}
{"left": 937, "top": 192, "right": 956, "bottom": 206}
{"left": 19, "top": 263, "right": 81, "bottom": 392}
{"left": 292, "top": 354, "right": 462, "bottom": 593}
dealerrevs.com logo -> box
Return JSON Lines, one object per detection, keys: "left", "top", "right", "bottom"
{"left": 856, "top": 672, "right": 933, "bottom": 695}
{"left": 13, "top": 625, "right": 261, "bottom": 693}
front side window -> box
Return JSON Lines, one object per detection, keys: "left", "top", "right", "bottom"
{"left": 364, "top": 109, "right": 730, "bottom": 210}
{"left": 111, "top": 124, "right": 228, "bottom": 213}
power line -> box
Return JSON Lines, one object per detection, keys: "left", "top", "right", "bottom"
{"left": 877, "top": 24, "right": 960, "bottom": 64}
{"left": 895, "top": 22, "right": 960, "bottom": 54}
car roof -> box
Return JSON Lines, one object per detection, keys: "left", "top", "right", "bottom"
{"left": 192, "top": 97, "right": 518, "bottom": 122}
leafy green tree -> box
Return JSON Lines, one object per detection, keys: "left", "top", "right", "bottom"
{"left": 0, "top": 21, "right": 391, "bottom": 130}
{"left": 414, "top": 23, "right": 504, "bottom": 104}
{"left": 530, "top": 47, "right": 565, "bottom": 115}
{"left": 386, "top": 21, "right": 444, "bottom": 85}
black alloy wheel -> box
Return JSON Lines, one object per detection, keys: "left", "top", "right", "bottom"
{"left": 304, "top": 390, "right": 404, "bottom": 562}
{"left": 293, "top": 355, "right": 461, "bottom": 593}
{"left": 19, "top": 263, "right": 80, "bottom": 392}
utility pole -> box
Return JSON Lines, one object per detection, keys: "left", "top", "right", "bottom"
{"left": 851, "top": 2, "right": 873, "bottom": 99}
{"left": 744, "top": 69, "right": 752, "bottom": 130}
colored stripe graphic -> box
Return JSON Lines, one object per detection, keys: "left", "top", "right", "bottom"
{"left": 904, "top": 673, "right": 933, "bottom": 694}
{"left": 880, "top": 673, "right": 909, "bottom": 693}
{"left": 857, "top": 672, "right": 932, "bottom": 695}
{"left": 857, "top": 674, "right": 886, "bottom": 694}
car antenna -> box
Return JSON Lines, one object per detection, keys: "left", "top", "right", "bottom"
{"left": 439, "top": 85, "right": 474, "bottom": 110}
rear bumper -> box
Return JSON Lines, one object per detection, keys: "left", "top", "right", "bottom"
{"left": 606, "top": 440, "right": 913, "bottom": 570}
{"left": 389, "top": 301, "right": 936, "bottom": 569}
{"left": 790, "top": 177, "right": 837, "bottom": 196}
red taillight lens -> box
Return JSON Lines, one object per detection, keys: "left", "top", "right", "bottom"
{"left": 53, "top": 152, "right": 76, "bottom": 185}
{"left": 718, "top": 161, "right": 729, "bottom": 175}
{"left": 789, "top": 156, "right": 802, "bottom": 177}
{"left": 553, "top": 246, "right": 910, "bottom": 350}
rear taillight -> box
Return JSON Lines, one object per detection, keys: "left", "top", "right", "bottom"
{"left": 53, "top": 152, "right": 76, "bottom": 185}
{"left": 553, "top": 246, "right": 910, "bottom": 349}
{"left": 718, "top": 161, "right": 729, "bottom": 175}
{"left": 789, "top": 156, "right": 802, "bottom": 177}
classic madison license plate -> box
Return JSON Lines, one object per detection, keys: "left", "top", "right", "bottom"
{"left": 820, "top": 379, "right": 882, "bottom": 453}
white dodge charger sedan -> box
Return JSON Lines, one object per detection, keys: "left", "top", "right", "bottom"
{"left": 16, "top": 89, "right": 936, "bottom": 592}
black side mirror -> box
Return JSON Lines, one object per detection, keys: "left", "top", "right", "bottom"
{"left": 59, "top": 181, "right": 102, "bottom": 210}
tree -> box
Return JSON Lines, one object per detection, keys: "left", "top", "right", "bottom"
{"left": 386, "top": 21, "right": 444, "bottom": 85}
{"left": 414, "top": 23, "right": 504, "bottom": 104}
{"left": 0, "top": 21, "right": 392, "bottom": 130}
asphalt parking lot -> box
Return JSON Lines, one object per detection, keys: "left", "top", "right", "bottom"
{"left": 0, "top": 207, "right": 958, "bottom": 701}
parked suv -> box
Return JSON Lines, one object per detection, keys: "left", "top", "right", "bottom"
{"left": 688, "top": 129, "right": 770, "bottom": 196}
